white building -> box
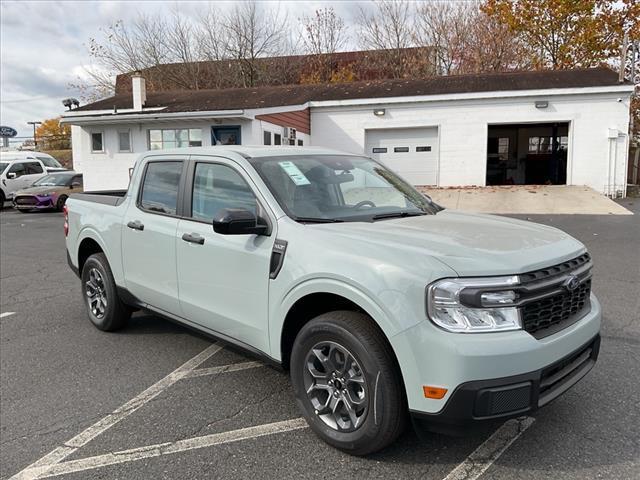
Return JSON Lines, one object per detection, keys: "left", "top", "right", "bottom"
{"left": 61, "top": 68, "right": 634, "bottom": 196}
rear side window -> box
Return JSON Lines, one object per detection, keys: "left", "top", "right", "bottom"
{"left": 36, "top": 156, "right": 62, "bottom": 168}
{"left": 25, "top": 162, "right": 44, "bottom": 174}
{"left": 139, "top": 161, "right": 183, "bottom": 215}
{"left": 191, "top": 163, "right": 256, "bottom": 221}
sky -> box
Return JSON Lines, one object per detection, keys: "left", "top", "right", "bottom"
{"left": 0, "top": 0, "right": 365, "bottom": 143}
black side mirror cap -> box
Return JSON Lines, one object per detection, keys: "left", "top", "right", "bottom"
{"left": 212, "top": 208, "right": 269, "bottom": 236}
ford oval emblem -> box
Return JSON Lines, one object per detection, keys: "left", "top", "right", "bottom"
{"left": 563, "top": 275, "right": 580, "bottom": 292}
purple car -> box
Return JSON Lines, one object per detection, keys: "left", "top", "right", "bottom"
{"left": 13, "top": 172, "right": 83, "bottom": 212}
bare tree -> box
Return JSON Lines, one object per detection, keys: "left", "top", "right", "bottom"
{"left": 222, "top": 1, "right": 291, "bottom": 87}
{"left": 356, "top": 0, "right": 417, "bottom": 78}
{"left": 300, "top": 7, "right": 348, "bottom": 82}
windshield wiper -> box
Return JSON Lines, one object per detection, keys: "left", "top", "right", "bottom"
{"left": 295, "top": 217, "right": 344, "bottom": 224}
{"left": 371, "top": 211, "right": 427, "bottom": 221}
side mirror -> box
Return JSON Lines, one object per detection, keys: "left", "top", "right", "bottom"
{"left": 7, "top": 172, "right": 16, "bottom": 179}
{"left": 212, "top": 208, "right": 268, "bottom": 236}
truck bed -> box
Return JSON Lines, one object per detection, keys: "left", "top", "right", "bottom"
{"left": 69, "top": 190, "right": 128, "bottom": 206}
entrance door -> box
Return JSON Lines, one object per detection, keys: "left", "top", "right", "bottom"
{"left": 212, "top": 126, "right": 241, "bottom": 145}
{"left": 365, "top": 127, "right": 439, "bottom": 185}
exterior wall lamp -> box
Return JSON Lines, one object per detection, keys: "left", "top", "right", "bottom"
{"left": 535, "top": 101, "right": 549, "bottom": 109}
{"left": 373, "top": 108, "right": 386, "bottom": 116}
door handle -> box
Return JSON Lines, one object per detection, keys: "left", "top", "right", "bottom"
{"left": 182, "top": 233, "right": 205, "bottom": 245}
{"left": 127, "top": 220, "right": 144, "bottom": 231}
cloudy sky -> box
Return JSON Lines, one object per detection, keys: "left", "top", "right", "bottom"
{"left": 0, "top": 0, "right": 363, "bottom": 143}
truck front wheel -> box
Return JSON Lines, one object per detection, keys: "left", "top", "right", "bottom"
{"left": 290, "top": 311, "right": 406, "bottom": 455}
{"left": 81, "top": 253, "right": 131, "bottom": 331}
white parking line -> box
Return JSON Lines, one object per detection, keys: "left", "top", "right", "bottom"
{"left": 186, "top": 361, "right": 264, "bottom": 378}
{"left": 21, "top": 418, "right": 308, "bottom": 479}
{"left": 10, "top": 342, "right": 223, "bottom": 480}
{"left": 442, "top": 416, "right": 535, "bottom": 480}
{"left": 0, "top": 312, "right": 16, "bottom": 319}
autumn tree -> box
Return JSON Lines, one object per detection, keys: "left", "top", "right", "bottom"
{"left": 35, "top": 118, "right": 71, "bottom": 150}
{"left": 482, "top": 0, "right": 640, "bottom": 69}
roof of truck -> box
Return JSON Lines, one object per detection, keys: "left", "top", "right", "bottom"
{"left": 143, "top": 146, "right": 353, "bottom": 160}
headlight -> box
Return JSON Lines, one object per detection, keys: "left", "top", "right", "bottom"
{"left": 427, "top": 276, "right": 521, "bottom": 333}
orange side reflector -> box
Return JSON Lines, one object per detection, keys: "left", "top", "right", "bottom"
{"left": 423, "top": 386, "right": 448, "bottom": 399}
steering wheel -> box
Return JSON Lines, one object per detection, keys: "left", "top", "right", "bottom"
{"left": 353, "top": 200, "right": 376, "bottom": 209}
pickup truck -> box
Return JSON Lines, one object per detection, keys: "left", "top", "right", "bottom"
{"left": 65, "top": 146, "right": 601, "bottom": 455}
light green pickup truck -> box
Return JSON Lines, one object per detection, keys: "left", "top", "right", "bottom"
{"left": 65, "top": 147, "right": 601, "bottom": 455}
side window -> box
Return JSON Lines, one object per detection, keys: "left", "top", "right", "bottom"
{"left": 191, "top": 163, "right": 257, "bottom": 221}
{"left": 25, "top": 162, "right": 44, "bottom": 174}
{"left": 139, "top": 161, "right": 183, "bottom": 215}
{"left": 8, "top": 162, "right": 25, "bottom": 177}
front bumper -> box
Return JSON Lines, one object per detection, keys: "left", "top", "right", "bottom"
{"left": 410, "top": 333, "right": 600, "bottom": 435}
{"left": 390, "top": 294, "right": 601, "bottom": 434}
{"left": 13, "top": 194, "right": 55, "bottom": 210}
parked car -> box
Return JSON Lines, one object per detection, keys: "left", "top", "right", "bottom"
{"left": 64, "top": 147, "right": 600, "bottom": 455}
{"left": 0, "top": 153, "right": 67, "bottom": 207}
{"left": 13, "top": 172, "right": 83, "bottom": 212}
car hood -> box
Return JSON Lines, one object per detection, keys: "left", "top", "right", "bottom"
{"left": 311, "top": 210, "right": 585, "bottom": 276}
{"left": 15, "top": 186, "right": 63, "bottom": 195}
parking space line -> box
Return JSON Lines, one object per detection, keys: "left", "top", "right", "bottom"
{"left": 10, "top": 342, "right": 223, "bottom": 480}
{"left": 185, "top": 361, "right": 264, "bottom": 378}
{"left": 0, "top": 312, "right": 16, "bottom": 319}
{"left": 21, "top": 418, "right": 308, "bottom": 479}
{"left": 442, "top": 416, "right": 535, "bottom": 480}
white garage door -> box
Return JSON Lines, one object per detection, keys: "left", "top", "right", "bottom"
{"left": 365, "top": 127, "right": 439, "bottom": 185}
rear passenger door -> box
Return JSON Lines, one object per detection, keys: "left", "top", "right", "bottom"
{"left": 176, "top": 157, "right": 275, "bottom": 353}
{"left": 122, "top": 157, "right": 187, "bottom": 315}
{"left": 22, "top": 161, "right": 46, "bottom": 188}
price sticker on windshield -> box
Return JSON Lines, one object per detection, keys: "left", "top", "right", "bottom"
{"left": 279, "top": 161, "right": 310, "bottom": 186}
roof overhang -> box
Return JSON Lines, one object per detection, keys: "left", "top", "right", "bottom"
{"left": 308, "top": 85, "right": 636, "bottom": 108}
{"left": 60, "top": 109, "right": 251, "bottom": 125}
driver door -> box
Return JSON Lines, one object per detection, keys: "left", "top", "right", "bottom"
{"left": 176, "top": 157, "right": 275, "bottom": 353}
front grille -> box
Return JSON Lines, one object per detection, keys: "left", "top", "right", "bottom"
{"left": 519, "top": 253, "right": 591, "bottom": 284}
{"left": 518, "top": 253, "right": 592, "bottom": 338}
{"left": 14, "top": 196, "right": 37, "bottom": 205}
{"left": 522, "top": 279, "right": 591, "bottom": 334}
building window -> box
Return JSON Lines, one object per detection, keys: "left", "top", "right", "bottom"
{"left": 148, "top": 128, "right": 203, "bottom": 150}
{"left": 91, "top": 132, "right": 104, "bottom": 153}
{"left": 274, "top": 133, "right": 282, "bottom": 145}
{"left": 297, "top": 139, "right": 303, "bottom": 146}
{"left": 118, "top": 130, "right": 131, "bottom": 152}
{"left": 263, "top": 131, "right": 272, "bottom": 145}
{"left": 528, "top": 136, "right": 568, "bottom": 154}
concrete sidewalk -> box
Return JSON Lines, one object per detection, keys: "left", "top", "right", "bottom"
{"left": 420, "top": 185, "right": 633, "bottom": 215}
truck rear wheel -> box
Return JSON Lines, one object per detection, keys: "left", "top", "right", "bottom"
{"left": 290, "top": 311, "right": 406, "bottom": 455}
{"left": 81, "top": 253, "right": 131, "bottom": 331}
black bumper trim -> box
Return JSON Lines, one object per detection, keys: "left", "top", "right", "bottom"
{"left": 66, "top": 250, "right": 80, "bottom": 277}
{"left": 410, "top": 334, "right": 600, "bottom": 436}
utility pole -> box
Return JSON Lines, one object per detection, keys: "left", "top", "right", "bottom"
{"left": 27, "top": 121, "right": 41, "bottom": 148}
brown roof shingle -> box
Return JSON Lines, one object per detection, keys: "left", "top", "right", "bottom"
{"left": 76, "top": 67, "right": 627, "bottom": 114}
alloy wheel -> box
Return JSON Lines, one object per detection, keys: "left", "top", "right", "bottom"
{"left": 85, "top": 268, "right": 107, "bottom": 319}
{"left": 303, "top": 341, "right": 368, "bottom": 432}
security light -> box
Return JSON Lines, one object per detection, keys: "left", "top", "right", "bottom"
{"left": 373, "top": 108, "right": 386, "bottom": 116}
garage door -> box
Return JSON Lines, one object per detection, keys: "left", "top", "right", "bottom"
{"left": 365, "top": 127, "right": 438, "bottom": 185}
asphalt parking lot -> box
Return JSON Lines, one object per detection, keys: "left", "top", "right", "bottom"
{"left": 1, "top": 200, "right": 639, "bottom": 480}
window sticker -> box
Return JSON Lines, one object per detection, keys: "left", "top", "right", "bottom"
{"left": 278, "top": 161, "right": 311, "bottom": 186}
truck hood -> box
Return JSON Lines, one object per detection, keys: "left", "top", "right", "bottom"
{"left": 312, "top": 210, "right": 585, "bottom": 276}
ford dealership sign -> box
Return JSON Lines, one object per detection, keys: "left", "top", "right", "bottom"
{"left": 0, "top": 126, "right": 18, "bottom": 137}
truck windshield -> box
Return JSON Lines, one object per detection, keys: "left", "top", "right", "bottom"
{"left": 249, "top": 155, "right": 441, "bottom": 223}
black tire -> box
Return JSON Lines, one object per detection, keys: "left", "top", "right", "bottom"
{"left": 17, "top": 208, "right": 30, "bottom": 213}
{"left": 290, "top": 311, "right": 406, "bottom": 455}
{"left": 56, "top": 194, "right": 68, "bottom": 212}
{"left": 81, "top": 252, "right": 131, "bottom": 331}
{"left": 0, "top": 191, "right": 5, "bottom": 210}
